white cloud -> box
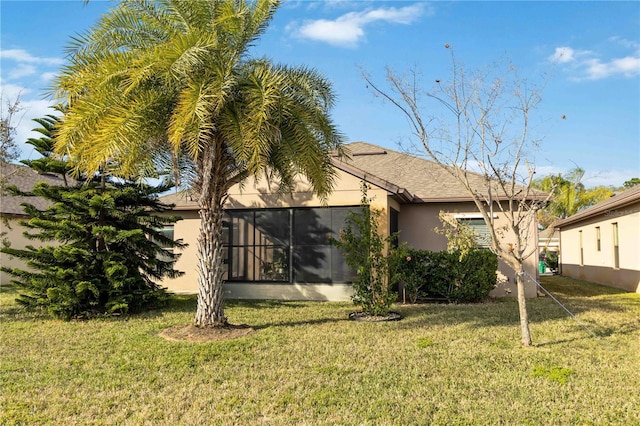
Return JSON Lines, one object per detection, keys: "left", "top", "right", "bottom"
{"left": 0, "top": 49, "right": 63, "bottom": 65}
{"left": 40, "top": 72, "right": 58, "bottom": 82}
{"left": 1, "top": 84, "right": 58, "bottom": 160}
{"left": 7, "top": 64, "right": 37, "bottom": 80}
{"left": 549, "top": 47, "right": 580, "bottom": 64}
{"left": 583, "top": 56, "right": 640, "bottom": 79}
{"left": 291, "top": 3, "right": 428, "bottom": 48}
{"left": 583, "top": 169, "right": 639, "bottom": 188}
{"left": 608, "top": 36, "right": 640, "bottom": 50}
{"left": 0, "top": 81, "right": 33, "bottom": 100}
{"left": 549, "top": 42, "right": 640, "bottom": 80}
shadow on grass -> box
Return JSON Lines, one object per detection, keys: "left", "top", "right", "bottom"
{"left": 392, "top": 277, "right": 639, "bottom": 338}
{"left": 252, "top": 316, "right": 351, "bottom": 330}
{"left": 3, "top": 276, "right": 637, "bottom": 340}
{"left": 539, "top": 275, "right": 630, "bottom": 298}
{"left": 141, "top": 296, "right": 350, "bottom": 330}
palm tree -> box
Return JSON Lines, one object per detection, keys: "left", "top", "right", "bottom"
{"left": 52, "top": 0, "right": 343, "bottom": 327}
{"left": 533, "top": 168, "right": 612, "bottom": 228}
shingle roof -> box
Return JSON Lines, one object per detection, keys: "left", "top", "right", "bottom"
{"left": 160, "top": 141, "right": 547, "bottom": 209}
{"left": 335, "top": 142, "right": 545, "bottom": 202}
{"left": 0, "top": 162, "right": 70, "bottom": 215}
{"left": 159, "top": 190, "right": 199, "bottom": 211}
{"left": 554, "top": 184, "right": 640, "bottom": 228}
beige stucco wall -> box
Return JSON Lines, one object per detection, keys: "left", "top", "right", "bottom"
{"left": 0, "top": 216, "right": 32, "bottom": 285}
{"left": 398, "top": 202, "right": 539, "bottom": 298}
{"left": 559, "top": 200, "right": 640, "bottom": 293}
{"left": 163, "top": 172, "right": 539, "bottom": 299}
{"left": 163, "top": 170, "right": 388, "bottom": 299}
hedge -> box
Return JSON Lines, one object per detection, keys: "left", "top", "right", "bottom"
{"left": 397, "top": 248, "right": 498, "bottom": 303}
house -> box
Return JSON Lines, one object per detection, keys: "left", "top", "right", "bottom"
{"left": 159, "top": 142, "right": 541, "bottom": 301}
{"left": 555, "top": 185, "right": 640, "bottom": 292}
{"left": 0, "top": 162, "right": 69, "bottom": 284}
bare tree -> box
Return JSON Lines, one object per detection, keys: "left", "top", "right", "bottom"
{"left": 1, "top": 96, "right": 23, "bottom": 193}
{"left": 364, "top": 45, "right": 552, "bottom": 346}
{"left": 0, "top": 96, "right": 22, "bottom": 165}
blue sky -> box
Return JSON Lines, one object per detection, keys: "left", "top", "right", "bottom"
{"left": 1, "top": 0, "right": 639, "bottom": 187}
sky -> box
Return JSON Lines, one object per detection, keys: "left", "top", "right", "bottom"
{"left": 1, "top": 0, "right": 639, "bottom": 188}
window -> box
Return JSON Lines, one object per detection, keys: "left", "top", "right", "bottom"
{"left": 224, "top": 210, "right": 290, "bottom": 282}
{"left": 389, "top": 208, "right": 399, "bottom": 248}
{"left": 152, "top": 225, "right": 175, "bottom": 263}
{"left": 596, "top": 226, "right": 601, "bottom": 252}
{"left": 579, "top": 230, "right": 584, "bottom": 266}
{"left": 613, "top": 223, "right": 619, "bottom": 269}
{"left": 223, "top": 207, "right": 358, "bottom": 284}
{"left": 293, "top": 207, "right": 358, "bottom": 283}
{"left": 456, "top": 217, "right": 491, "bottom": 248}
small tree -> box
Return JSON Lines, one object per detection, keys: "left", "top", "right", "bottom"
{"left": 622, "top": 178, "right": 640, "bottom": 189}
{"left": 331, "top": 182, "right": 399, "bottom": 316}
{"left": 0, "top": 96, "right": 21, "bottom": 166}
{"left": 1, "top": 180, "right": 186, "bottom": 319}
{"left": 364, "top": 46, "right": 552, "bottom": 345}
{"left": 1, "top": 115, "right": 186, "bottom": 319}
{"left": 434, "top": 211, "right": 480, "bottom": 260}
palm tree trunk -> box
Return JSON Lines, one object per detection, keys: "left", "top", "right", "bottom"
{"left": 194, "top": 146, "right": 229, "bottom": 327}
{"left": 194, "top": 202, "right": 227, "bottom": 327}
{"left": 516, "top": 268, "right": 532, "bottom": 346}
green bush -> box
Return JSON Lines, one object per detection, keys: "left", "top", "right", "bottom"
{"left": 330, "top": 182, "right": 399, "bottom": 316}
{"left": 398, "top": 249, "right": 497, "bottom": 303}
{"left": 544, "top": 249, "right": 559, "bottom": 271}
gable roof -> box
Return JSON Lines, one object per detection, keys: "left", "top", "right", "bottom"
{"left": 0, "top": 162, "right": 69, "bottom": 215}
{"left": 334, "top": 142, "right": 545, "bottom": 203}
{"left": 555, "top": 184, "right": 640, "bottom": 228}
{"left": 161, "top": 141, "right": 547, "bottom": 209}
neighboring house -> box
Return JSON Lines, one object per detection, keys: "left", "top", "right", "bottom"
{"left": 539, "top": 226, "right": 560, "bottom": 254}
{"left": 555, "top": 185, "right": 640, "bottom": 293}
{"left": 160, "top": 142, "right": 541, "bottom": 301}
{"left": 0, "top": 163, "right": 69, "bottom": 284}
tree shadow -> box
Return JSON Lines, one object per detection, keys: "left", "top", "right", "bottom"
{"left": 539, "top": 275, "right": 631, "bottom": 298}
{"left": 252, "top": 316, "right": 350, "bottom": 330}
{"left": 391, "top": 283, "right": 640, "bottom": 343}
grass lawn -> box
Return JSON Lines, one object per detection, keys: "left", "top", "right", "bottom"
{"left": 1, "top": 276, "right": 639, "bottom": 425}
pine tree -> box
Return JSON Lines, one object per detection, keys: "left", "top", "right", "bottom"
{"left": 1, "top": 115, "right": 186, "bottom": 319}
{"left": 20, "top": 113, "right": 71, "bottom": 184}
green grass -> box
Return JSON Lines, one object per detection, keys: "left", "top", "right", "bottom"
{"left": 1, "top": 276, "right": 639, "bottom": 425}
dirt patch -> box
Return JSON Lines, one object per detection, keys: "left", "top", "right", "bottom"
{"left": 159, "top": 324, "right": 254, "bottom": 343}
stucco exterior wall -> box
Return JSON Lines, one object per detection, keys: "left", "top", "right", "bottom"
{"left": 398, "top": 202, "right": 539, "bottom": 298}
{"left": 559, "top": 200, "right": 640, "bottom": 293}
{"left": 161, "top": 174, "right": 540, "bottom": 300}
{"left": 163, "top": 170, "right": 386, "bottom": 299}
{"left": 0, "top": 216, "right": 32, "bottom": 285}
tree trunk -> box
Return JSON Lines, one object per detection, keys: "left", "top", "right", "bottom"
{"left": 194, "top": 147, "right": 229, "bottom": 328}
{"left": 194, "top": 203, "right": 227, "bottom": 327}
{"left": 515, "top": 268, "right": 532, "bottom": 346}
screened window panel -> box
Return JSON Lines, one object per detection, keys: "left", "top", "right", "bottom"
{"left": 223, "top": 207, "right": 357, "bottom": 284}
{"left": 294, "top": 208, "right": 333, "bottom": 246}
{"left": 255, "top": 210, "right": 290, "bottom": 246}
{"left": 293, "top": 246, "right": 332, "bottom": 283}
{"left": 460, "top": 218, "right": 491, "bottom": 248}
{"left": 331, "top": 246, "right": 358, "bottom": 282}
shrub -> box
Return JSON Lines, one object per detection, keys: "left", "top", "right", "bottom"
{"left": 544, "top": 249, "right": 559, "bottom": 271}
{"left": 398, "top": 248, "right": 497, "bottom": 303}
{"left": 331, "top": 182, "right": 400, "bottom": 316}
